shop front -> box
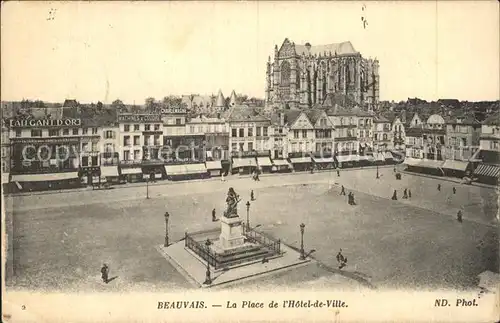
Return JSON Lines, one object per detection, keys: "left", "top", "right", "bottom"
{"left": 336, "top": 155, "right": 358, "bottom": 168}
{"left": 231, "top": 151, "right": 257, "bottom": 175}
{"left": 205, "top": 160, "right": 223, "bottom": 177}
{"left": 80, "top": 166, "right": 101, "bottom": 187}
{"left": 100, "top": 165, "right": 121, "bottom": 184}
{"left": 271, "top": 158, "right": 292, "bottom": 173}
{"left": 11, "top": 171, "right": 80, "bottom": 192}
{"left": 473, "top": 163, "right": 500, "bottom": 185}
{"left": 141, "top": 161, "right": 166, "bottom": 182}
{"left": 288, "top": 153, "right": 313, "bottom": 172}
{"left": 441, "top": 159, "right": 470, "bottom": 178}
{"left": 311, "top": 153, "right": 335, "bottom": 171}
{"left": 120, "top": 166, "right": 144, "bottom": 183}
{"left": 164, "top": 162, "right": 208, "bottom": 181}
{"left": 256, "top": 151, "right": 273, "bottom": 173}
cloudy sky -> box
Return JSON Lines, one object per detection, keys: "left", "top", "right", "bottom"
{"left": 1, "top": 1, "right": 498, "bottom": 104}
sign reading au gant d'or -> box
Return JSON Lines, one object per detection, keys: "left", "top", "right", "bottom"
{"left": 9, "top": 118, "right": 82, "bottom": 128}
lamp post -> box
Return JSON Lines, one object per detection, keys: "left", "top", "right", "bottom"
{"left": 146, "top": 177, "right": 150, "bottom": 199}
{"left": 246, "top": 201, "right": 251, "bottom": 230}
{"left": 164, "top": 212, "right": 169, "bottom": 247}
{"left": 299, "top": 223, "right": 305, "bottom": 260}
{"left": 203, "top": 239, "right": 212, "bottom": 285}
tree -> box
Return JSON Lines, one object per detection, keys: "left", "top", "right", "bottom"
{"left": 111, "top": 99, "right": 125, "bottom": 111}
{"left": 145, "top": 97, "right": 157, "bottom": 112}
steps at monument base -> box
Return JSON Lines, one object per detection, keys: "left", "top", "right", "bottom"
{"left": 216, "top": 248, "right": 279, "bottom": 268}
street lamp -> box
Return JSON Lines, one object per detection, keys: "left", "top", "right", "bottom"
{"left": 146, "top": 177, "right": 150, "bottom": 199}
{"left": 164, "top": 212, "right": 170, "bottom": 247}
{"left": 203, "top": 239, "right": 212, "bottom": 285}
{"left": 246, "top": 201, "right": 251, "bottom": 230}
{"left": 299, "top": 223, "right": 306, "bottom": 260}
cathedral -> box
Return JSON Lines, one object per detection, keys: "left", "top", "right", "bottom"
{"left": 265, "top": 38, "right": 380, "bottom": 110}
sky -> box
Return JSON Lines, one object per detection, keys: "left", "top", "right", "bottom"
{"left": 1, "top": 1, "right": 499, "bottom": 104}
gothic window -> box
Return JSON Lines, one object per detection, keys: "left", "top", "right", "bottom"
{"left": 280, "top": 61, "right": 291, "bottom": 86}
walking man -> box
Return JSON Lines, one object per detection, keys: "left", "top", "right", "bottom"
{"left": 337, "top": 169, "right": 340, "bottom": 177}
{"left": 391, "top": 190, "right": 398, "bottom": 200}
{"left": 340, "top": 185, "right": 346, "bottom": 196}
{"left": 457, "top": 210, "right": 463, "bottom": 223}
{"left": 437, "top": 184, "right": 441, "bottom": 191}
{"left": 408, "top": 189, "right": 412, "bottom": 198}
{"left": 350, "top": 193, "right": 356, "bottom": 205}
{"left": 403, "top": 189, "right": 408, "bottom": 199}
{"left": 101, "top": 264, "right": 109, "bottom": 284}
{"left": 212, "top": 208, "right": 217, "bottom": 222}
{"left": 250, "top": 190, "right": 255, "bottom": 201}
{"left": 336, "top": 249, "right": 347, "bottom": 269}
{"left": 453, "top": 187, "right": 456, "bottom": 194}
{"left": 347, "top": 192, "right": 352, "bottom": 205}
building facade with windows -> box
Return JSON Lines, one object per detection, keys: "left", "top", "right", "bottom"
{"left": 444, "top": 115, "right": 481, "bottom": 161}
{"left": 372, "top": 115, "right": 392, "bottom": 152}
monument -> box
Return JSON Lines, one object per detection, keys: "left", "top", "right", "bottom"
{"left": 217, "top": 187, "right": 246, "bottom": 250}
{"left": 159, "top": 186, "right": 311, "bottom": 288}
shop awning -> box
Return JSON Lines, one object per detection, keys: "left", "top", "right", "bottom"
{"left": 205, "top": 160, "right": 222, "bottom": 170}
{"left": 473, "top": 164, "right": 500, "bottom": 178}
{"left": 312, "top": 157, "right": 334, "bottom": 163}
{"left": 121, "top": 168, "right": 142, "bottom": 175}
{"left": 404, "top": 158, "right": 422, "bottom": 166}
{"left": 101, "top": 166, "right": 119, "bottom": 177}
{"left": 272, "top": 159, "right": 291, "bottom": 167}
{"left": 164, "top": 165, "right": 184, "bottom": 176}
{"left": 11, "top": 172, "right": 79, "bottom": 182}
{"left": 232, "top": 158, "right": 256, "bottom": 168}
{"left": 384, "top": 152, "right": 394, "bottom": 160}
{"left": 257, "top": 156, "right": 273, "bottom": 167}
{"left": 418, "top": 159, "right": 445, "bottom": 169}
{"left": 337, "top": 155, "right": 358, "bottom": 163}
{"left": 184, "top": 163, "right": 207, "bottom": 174}
{"left": 358, "top": 155, "right": 375, "bottom": 162}
{"left": 289, "top": 157, "right": 312, "bottom": 164}
{"left": 442, "top": 160, "right": 469, "bottom": 171}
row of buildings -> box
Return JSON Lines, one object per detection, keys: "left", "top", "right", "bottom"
{"left": 1, "top": 96, "right": 499, "bottom": 192}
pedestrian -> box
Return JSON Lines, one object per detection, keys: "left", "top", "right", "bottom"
{"left": 347, "top": 192, "right": 352, "bottom": 205}
{"left": 340, "top": 185, "right": 346, "bottom": 196}
{"left": 337, "top": 169, "right": 340, "bottom": 177}
{"left": 453, "top": 187, "right": 456, "bottom": 194}
{"left": 457, "top": 210, "right": 463, "bottom": 223}
{"left": 393, "top": 166, "right": 396, "bottom": 173}
{"left": 408, "top": 189, "right": 412, "bottom": 198}
{"left": 336, "top": 249, "right": 347, "bottom": 269}
{"left": 403, "top": 189, "right": 408, "bottom": 199}
{"left": 350, "top": 193, "right": 356, "bottom": 205}
{"left": 101, "top": 264, "right": 109, "bottom": 284}
{"left": 251, "top": 190, "right": 255, "bottom": 201}
{"left": 255, "top": 172, "right": 260, "bottom": 181}
{"left": 212, "top": 208, "right": 217, "bottom": 222}
{"left": 391, "top": 190, "right": 397, "bottom": 200}
{"left": 437, "top": 184, "right": 441, "bottom": 191}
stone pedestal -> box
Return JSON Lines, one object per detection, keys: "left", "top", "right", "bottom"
{"left": 218, "top": 215, "right": 245, "bottom": 250}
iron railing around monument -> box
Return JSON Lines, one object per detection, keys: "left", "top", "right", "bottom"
{"left": 184, "top": 232, "right": 220, "bottom": 269}
{"left": 244, "top": 229, "right": 281, "bottom": 255}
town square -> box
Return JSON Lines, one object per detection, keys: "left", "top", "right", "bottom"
{"left": 4, "top": 166, "right": 498, "bottom": 292}
{"left": 1, "top": 4, "right": 499, "bottom": 323}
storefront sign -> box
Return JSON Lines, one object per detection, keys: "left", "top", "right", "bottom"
{"left": 118, "top": 114, "right": 162, "bottom": 123}
{"left": 9, "top": 118, "right": 81, "bottom": 128}
{"left": 160, "top": 107, "right": 187, "bottom": 114}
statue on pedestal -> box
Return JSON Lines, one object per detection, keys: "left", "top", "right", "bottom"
{"left": 224, "top": 187, "right": 241, "bottom": 218}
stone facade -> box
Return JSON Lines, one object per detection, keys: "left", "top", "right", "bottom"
{"left": 266, "top": 38, "right": 379, "bottom": 110}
